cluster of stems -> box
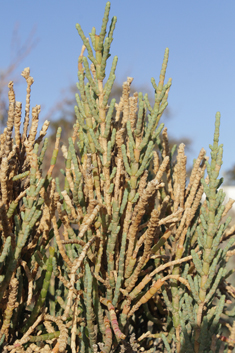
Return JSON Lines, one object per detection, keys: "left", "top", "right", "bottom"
{"left": 0, "top": 2, "right": 235, "bottom": 353}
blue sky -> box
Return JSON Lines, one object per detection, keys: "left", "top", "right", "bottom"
{"left": 1, "top": 0, "right": 235, "bottom": 179}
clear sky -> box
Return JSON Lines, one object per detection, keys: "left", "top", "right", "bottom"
{"left": 1, "top": 0, "right": 235, "bottom": 179}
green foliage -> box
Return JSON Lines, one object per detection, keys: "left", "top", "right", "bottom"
{"left": 0, "top": 2, "right": 235, "bottom": 353}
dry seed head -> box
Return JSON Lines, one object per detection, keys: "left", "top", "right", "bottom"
{"left": 8, "top": 81, "right": 15, "bottom": 103}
